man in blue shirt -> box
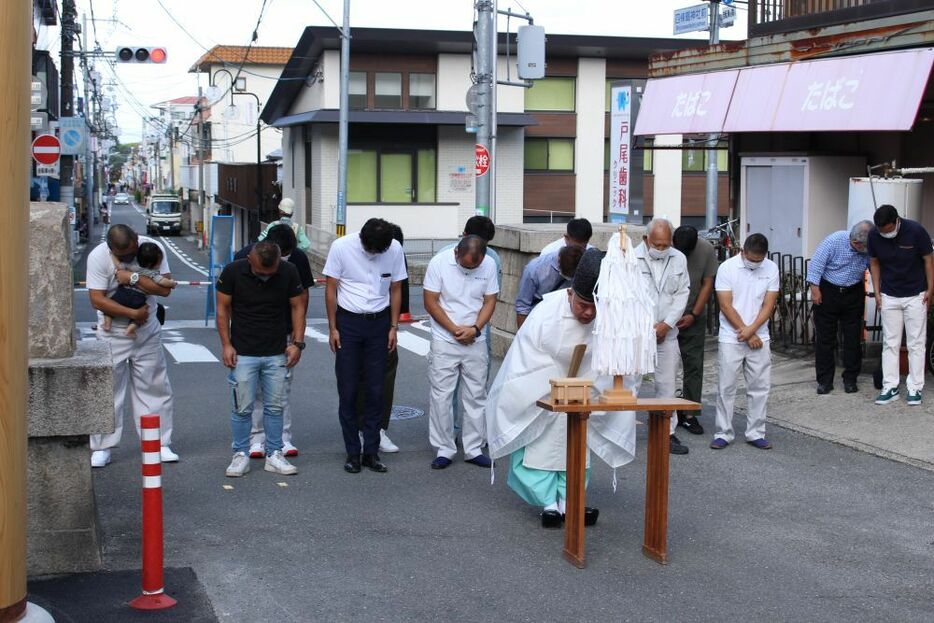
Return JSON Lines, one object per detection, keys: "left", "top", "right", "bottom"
{"left": 807, "top": 220, "right": 873, "bottom": 395}
{"left": 868, "top": 205, "right": 934, "bottom": 406}
{"left": 515, "top": 245, "right": 584, "bottom": 329}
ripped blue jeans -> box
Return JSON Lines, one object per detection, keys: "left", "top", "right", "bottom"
{"left": 228, "top": 355, "right": 289, "bottom": 455}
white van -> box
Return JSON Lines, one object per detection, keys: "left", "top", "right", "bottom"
{"left": 146, "top": 194, "right": 182, "bottom": 236}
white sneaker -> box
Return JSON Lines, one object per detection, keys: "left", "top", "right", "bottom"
{"left": 160, "top": 446, "right": 179, "bottom": 462}
{"left": 282, "top": 442, "right": 299, "bottom": 457}
{"left": 225, "top": 452, "right": 250, "bottom": 477}
{"left": 249, "top": 443, "right": 265, "bottom": 459}
{"left": 379, "top": 429, "right": 399, "bottom": 453}
{"left": 90, "top": 449, "right": 111, "bottom": 468}
{"left": 265, "top": 450, "right": 298, "bottom": 475}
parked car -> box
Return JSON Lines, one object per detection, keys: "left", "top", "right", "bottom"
{"left": 114, "top": 192, "right": 130, "bottom": 205}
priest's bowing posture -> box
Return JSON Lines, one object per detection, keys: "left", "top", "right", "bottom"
{"left": 485, "top": 249, "right": 637, "bottom": 528}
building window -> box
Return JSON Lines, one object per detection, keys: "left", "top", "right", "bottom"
{"left": 682, "top": 139, "right": 728, "bottom": 173}
{"left": 409, "top": 73, "right": 436, "bottom": 110}
{"left": 525, "top": 138, "right": 574, "bottom": 171}
{"left": 374, "top": 72, "right": 402, "bottom": 108}
{"left": 524, "top": 77, "right": 575, "bottom": 112}
{"left": 348, "top": 71, "right": 367, "bottom": 109}
{"left": 347, "top": 145, "right": 437, "bottom": 203}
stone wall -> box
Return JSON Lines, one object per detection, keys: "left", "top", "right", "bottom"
{"left": 27, "top": 202, "right": 114, "bottom": 576}
{"left": 489, "top": 223, "right": 646, "bottom": 357}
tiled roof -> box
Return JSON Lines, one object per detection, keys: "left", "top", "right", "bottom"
{"left": 190, "top": 45, "right": 293, "bottom": 72}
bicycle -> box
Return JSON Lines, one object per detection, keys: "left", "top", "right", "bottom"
{"left": 699, "top": 218, "right": 741, "bottom": 262}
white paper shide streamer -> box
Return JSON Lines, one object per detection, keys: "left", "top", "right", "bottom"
{"left": 592, "top": 232, "right": 657, "bottom": 376}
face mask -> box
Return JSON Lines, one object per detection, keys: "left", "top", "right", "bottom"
{"left": 743, "top": 258, "right": 763, "bottom": 270}
{"left": 879, "top": 222, "right": 900, "bottom": 239}
{"left": 648, "top": 247, "right": 668, "bottom": 261}
{"left": 281, "top": 254, "right": 291, "bottom": 262}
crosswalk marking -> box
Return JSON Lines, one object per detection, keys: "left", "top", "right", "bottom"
{"left": 304, "top": 326, "right": 330, "bottom": 344}
{"left": 164, "top": 342, "right": 219, "bottom": 363}
{"left": 396, "top": 331, "right": 430, "bottom": 356}
{"left": 409, "top": 320, "right": 432, "bottom": 334}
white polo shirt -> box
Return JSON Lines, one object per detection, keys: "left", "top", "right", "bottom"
{"left": 85, "top": 236, "right": 170, "bottom": 329}
{"left": 423, "top": 249, "right": 499, "bottom": 344}
{"left": 323, "top": 233, "right": 407, "bottom": 314}
{"left": 715, "top": 254, "right": 780, "bottom": 344}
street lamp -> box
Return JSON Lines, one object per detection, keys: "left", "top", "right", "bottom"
{"left": 210, "top": 68, "right": 264, "bottom": 240}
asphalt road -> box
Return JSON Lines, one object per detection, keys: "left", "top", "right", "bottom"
{"left": 69, "top": 206, "right": 934, "bottom": 622}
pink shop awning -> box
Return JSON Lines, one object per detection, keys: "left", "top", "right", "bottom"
{"left": 725, "top": 48, "right": 934, "bottom": 132}
{"left": 633, "top": 70, "right": 739, "bottom": 136}
{"left": 635, "top": 48, "right": 934, "bottom": 136}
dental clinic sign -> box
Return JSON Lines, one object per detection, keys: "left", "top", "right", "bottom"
{"left": 609, "top": 84, "right": 632, "bottom": 222}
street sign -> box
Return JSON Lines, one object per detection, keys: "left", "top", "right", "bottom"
{"left": 609, "top": 84, "right": 632, "bottom": 221}
{"left": 36, "top": 161, "right": 60, "bottom": 179}
{"left": 721, "top": 5, "right": 736, "bottom": 27}
{"left": 674, "top": 3, "right": 710, "bottom": 35}
{"left": 475, "top": 144, "right": 490, "bottom": 177}
{"left": 58, "top": 116, "right": 86, "bottom": 155}
{"left": 674, "top": 3, "right": 735, "bottom": 35}
{"left": 32, "top": 134, "right": 61, "bottom": 165}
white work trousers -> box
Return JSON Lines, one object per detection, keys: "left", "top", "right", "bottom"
{"left": 715, "top": 341, "right": 771, "bottom": 443}
{"left": 90, "top": 320, "right": 174, "bottom": 451}
{"left": 881, "top": 293, "right": 928, "bottom": 392}
{"left": 634, "top": 333, "right": 681, "bottom": 435}
{"left": 428, "top": 337, "right": 488, "bottom": 460}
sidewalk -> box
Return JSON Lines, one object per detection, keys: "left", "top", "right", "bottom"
{"left": 695, "top": 338, "right": 934, "bottom": 471}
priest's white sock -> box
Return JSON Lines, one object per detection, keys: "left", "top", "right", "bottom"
{"left": 557, "top": 498, "right": 566, "bottom": 515}
{"left": 544, "top": 502, "right": 559, "bottom": 512}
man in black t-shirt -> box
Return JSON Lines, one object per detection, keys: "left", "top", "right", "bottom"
{"left": 216, "top": 241, "right": 306, "bottom": 477}
{"left": 868, "top": 204, "right": 934, "bottom": 406}
{"left": 234, "top": 225, "right": 314, "bottom": 458}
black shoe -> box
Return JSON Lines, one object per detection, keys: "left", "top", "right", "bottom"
{"left": 678, "top": 416, "right": 704, "bottom": 435}
{"left": 344, "top": 454, "right": 361, "bottom": 474}
{"left": 541, "top": 510, "right": 562, "bottom": 528}
{"left": 362, "top": 454, "right": 388, "bottom": 473}
{"left": 670, "top": 435, "right": 689, "bottom": 455}
{"left": 817, "top": 384, "right": 834, "bottom": 395}
{"left": 584, "top": 507, "right": 600, "bottom": 527}
{"left": 844, "top": 382, "right": 858, "bottom": 394}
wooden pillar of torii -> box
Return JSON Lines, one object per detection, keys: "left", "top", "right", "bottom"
{"left": 0, "top": 2, "right": 33, "bottom": 621}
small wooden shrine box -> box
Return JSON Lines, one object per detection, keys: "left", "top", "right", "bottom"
{"left": 549, "top": 378, "right": 594, "bottom": 405}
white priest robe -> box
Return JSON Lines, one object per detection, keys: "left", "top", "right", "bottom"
{"left": 486, "top": 290, "right": 637, "bottom": 502}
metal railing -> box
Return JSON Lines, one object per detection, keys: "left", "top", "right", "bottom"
{"left": 748, "top": 0, "right": 903, "bottom": 36}
{"left": 402, "top": 238, "right": 458, "bottom": 264}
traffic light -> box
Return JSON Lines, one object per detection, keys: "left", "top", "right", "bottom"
{"left": 115, "top": 47, "right": 167, "bottom": 63}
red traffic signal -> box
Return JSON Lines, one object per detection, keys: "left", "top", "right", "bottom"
{"left": 116, "top": 47, "right": 168, "bottom": 63}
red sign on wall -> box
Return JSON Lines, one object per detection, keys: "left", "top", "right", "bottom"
{"left": 32, "top": 133, "right": 61, "bottom": 165}
{"left": 475, "top": 144, "right": 490, "bottom": 177}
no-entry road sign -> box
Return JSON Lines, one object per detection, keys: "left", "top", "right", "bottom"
{"left": 32, "top": 134, "right": 61, "bottom": 165}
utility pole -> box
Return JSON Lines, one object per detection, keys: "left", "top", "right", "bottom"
{"left": 474, "top": 0, "right": 494, "bottom": 217}
{"left": 197, "top": 87, "right": 205, "bottom": 235}
{"left": 168, "top": 123, "right": 176, "bottom": 192}
{"left": 61, "top": 0, "right": 77, "bottom": 213}
{"left": 335, "top": 0, "right": 351, "bottom": 237}
{"left": 704, "top": 0, "right": 721, "bottom": 231}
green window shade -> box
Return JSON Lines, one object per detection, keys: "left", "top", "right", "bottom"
{"left": 604, "top": 139, "right": 610, "bottom": 171}
{"left": 524, "top": 77, "right": 575, "bottom": 111}
{"left": 417, "top": 149, "right": 436, "bottom": 202}
{"left": 644, "top": 149, "right": 653, "bottom": 173}
{"left": 716, "top": 147, "right": 729, "bottom": 172}
{"left": 682, "top": 148, "right": 704, "bottom": 172}
{"left": 380, "top": 153, "right": 413, "bottom": 202}
{"left": 524, "top": 140, "right": 548, "bottom": 170}
{"left": 347, "top": 150, "right": 377, "bottom": 202}
{"left": 605, "top": 81, "right": 612, "bottom": 112}
{"left": 548, "top": 139, "right": 574, "bottom": 170}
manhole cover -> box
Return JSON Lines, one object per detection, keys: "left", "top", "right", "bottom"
{"left": 390, "top": 405, "right": 424, "bottom": 421}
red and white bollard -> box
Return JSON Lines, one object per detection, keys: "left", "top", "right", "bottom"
{"left": 129, "top": 414, "right": 177, "bottom": 611}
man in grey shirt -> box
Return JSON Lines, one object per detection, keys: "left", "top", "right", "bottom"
{"left": 515, "top": 245, "right": 585, "bottom": 329}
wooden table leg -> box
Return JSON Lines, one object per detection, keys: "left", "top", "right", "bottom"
{"left": 563, "top": 411, "right": 589, "bottom": 569}
{"left": 642, "top": 410, "right": 671, "bottom": 565}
